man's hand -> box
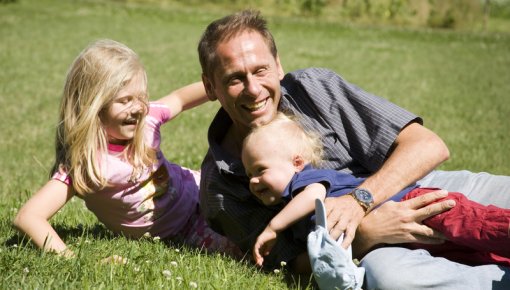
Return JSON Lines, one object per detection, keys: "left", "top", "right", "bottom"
{"left": 355, "top": 189, "right": 455, "bottom": 255}
{"left": 324, "top": 194, "right": 366, "bottom": 248}
{"left": 252, "top": 226, "right": 278, "bottom": 267}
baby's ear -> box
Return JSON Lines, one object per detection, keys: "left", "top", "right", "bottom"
{"left": 292, "top": 155, "right": 306, "bottom": 172}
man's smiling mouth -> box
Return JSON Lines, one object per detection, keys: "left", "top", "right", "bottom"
{"left": 243, "top": 99, "right": 267, "bottom": 112}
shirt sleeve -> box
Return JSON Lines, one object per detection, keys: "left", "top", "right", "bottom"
{"left": 287, "top": 169, "right": 335, "bottom": 198}
{"left": 282, "top": 68, "right": 421, "bottom": 173}
{"left": 148, "top": 102, "right": 172, "bottom": 125}
{"left": 52, "top": 169, "right": 71, "bottom": 185}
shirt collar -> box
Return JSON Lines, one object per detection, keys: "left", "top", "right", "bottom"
{"left": 207, "top": 108, "right": 246, "bottom": 176}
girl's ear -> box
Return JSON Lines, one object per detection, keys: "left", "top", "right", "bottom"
{"left": 292, "top": 155, "right": 306, "bottom": 172}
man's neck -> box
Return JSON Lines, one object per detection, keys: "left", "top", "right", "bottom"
{"left": 220, "top": 124, "right": 249, "bottom": 158}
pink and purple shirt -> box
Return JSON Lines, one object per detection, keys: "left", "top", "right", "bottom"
{"left": 53, "top": 102, "right": 200, "bottom": 239}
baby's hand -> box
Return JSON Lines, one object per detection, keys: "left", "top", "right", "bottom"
{"left": 252, "top": 227, "right": 278, "bottom": 267}
{"left": 101, "top": 255, "right": 129, "bottom": 265}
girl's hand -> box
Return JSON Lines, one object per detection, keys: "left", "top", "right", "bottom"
{"left": 252, "top": 227, "right": 278, "bottom": 267}
{"left": 101, "top": 255, "right": 129, "bottom": 265}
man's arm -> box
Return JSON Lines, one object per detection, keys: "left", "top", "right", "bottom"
{"left": 325, "top": 122, "right": 450, "bottom": 247}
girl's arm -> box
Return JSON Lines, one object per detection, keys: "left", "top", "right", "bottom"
{"left": 156, "top": 82, "right": 210, "bottom": 119}
{"left": 13, "top": 179, "right": 74, "bottom": 256}
{"left": 253, "top": 183, "right": 327, "bottom": 266}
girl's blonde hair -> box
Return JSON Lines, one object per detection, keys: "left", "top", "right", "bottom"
{"left": 52, "top": 39, "right": 155, "bottom": 195}
{"left": 244, "top": 112, "right": 323, "bottom": 167}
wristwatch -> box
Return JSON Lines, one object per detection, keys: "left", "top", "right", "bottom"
{"left": 349, "top": 188, "right": 374, "bottom": 213}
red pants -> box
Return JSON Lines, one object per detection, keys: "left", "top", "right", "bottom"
{"left": 403, "top": 188, "right": 510, "bottom": 266}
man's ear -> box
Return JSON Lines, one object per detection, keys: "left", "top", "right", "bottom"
{"left": 201, "top": 73, "right": 217, "bottom": 101}
{"left": 275, "top": 54, "right": 285, "bottom": 81}
{"left": 293, "top": 155, "right": 306, "bottom": 172}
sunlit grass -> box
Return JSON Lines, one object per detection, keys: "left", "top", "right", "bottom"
{"left": 1, "top": 0, "right": 509, "bottom": 288}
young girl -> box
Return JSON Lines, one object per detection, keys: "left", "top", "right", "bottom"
{"left": 13, "top": 39, "right": 240, "bottom": 258}
{"left": 242, "top": 112, "right": 510, "bottom": 269}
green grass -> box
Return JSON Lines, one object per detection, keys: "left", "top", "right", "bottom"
{"left": 1, "top": 0, "right": 509, "bottom": 288}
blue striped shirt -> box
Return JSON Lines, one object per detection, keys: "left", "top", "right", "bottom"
{"left": 199, "top": 68, "right": 420, "bottom": 268}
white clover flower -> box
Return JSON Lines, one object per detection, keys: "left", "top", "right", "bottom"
{"left": 170, "top": 261, "right": 178, "bottom": 267}
{"left": 174, "top": 249, "right": 180, "bottom": 253}
{"left": 143, "top": 232, "right": 151, "bottom": 238}
{"left": 23, "top": 267, "right": 29, "bottom": 273}
{"left": 153, "top": 236, "right": 161, "bottom": 242}
{"left": 189, "top": 281, "right": 198, "bottom": 288}
{"left": 273, "top": 269, "right": 280, "bottom": 274}
{"left": 280, "top": 261, "right": 287, "bottom": 267}
{"left": 12, "top": 244, "right": 18, "bottom": 248}
{"left": 162, "top": 269, "right": 171, "bottom": 278}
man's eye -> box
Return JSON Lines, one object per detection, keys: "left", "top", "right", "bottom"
{"left": 228, "top": 77, "right": 241, "bottom": 85}
{"left": 255, "top": 68, "right": 267, "bottom": 75}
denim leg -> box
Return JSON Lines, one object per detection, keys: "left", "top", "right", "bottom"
{"left": 362, "top": 170, "right": 510, "bottom": 289}
{"left": 417, "top": 170, "right": 510, "bottom": 206}
{"left": 361, "top": 247, "right": 510, "bottom": 290}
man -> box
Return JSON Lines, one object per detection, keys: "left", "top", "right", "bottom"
{"left": 197, "top": 9, "right": 510, "bottom": 289}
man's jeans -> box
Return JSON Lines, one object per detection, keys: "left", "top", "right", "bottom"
{"left": 361, "top": 170, "right": 510, "bottom": 290}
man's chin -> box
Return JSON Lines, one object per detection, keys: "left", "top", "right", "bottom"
{"left": 250, "top": 113, "right": 277, "bottom": 128}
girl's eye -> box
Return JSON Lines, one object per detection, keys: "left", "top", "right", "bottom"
{"left": 117, "top": 97, "right": 131, "bottom": 104}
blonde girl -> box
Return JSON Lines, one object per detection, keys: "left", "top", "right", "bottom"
{"left": 13, "top": 39, "right": 240, "bottom": 257}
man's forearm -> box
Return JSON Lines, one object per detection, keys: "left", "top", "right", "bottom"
{"left": 360, "top": 123, "right": 449, "bottom": 207}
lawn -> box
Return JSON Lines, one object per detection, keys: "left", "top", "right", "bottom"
{"left": 1, "top": 0, "right": 509, "bottom": 289}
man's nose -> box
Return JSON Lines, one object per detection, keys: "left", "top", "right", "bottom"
{"left": 244, "top": 74, "right": 262, "bottom": 98}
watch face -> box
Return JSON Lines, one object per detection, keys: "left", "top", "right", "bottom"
{"left": 355, "top": 188, "right": 373, "bottom": 203}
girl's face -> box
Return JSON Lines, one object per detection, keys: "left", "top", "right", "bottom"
{"left": 242, "top": 137, "right": 301, "bottom": 206}
{"left": 101, "top": 73, "right": 147, "bottom": 145}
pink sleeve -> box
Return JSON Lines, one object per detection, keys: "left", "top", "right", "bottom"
{"left": 148, "top": 102, "right": 172, "bottom": 124}
{"left": 52, "top": 170, "right": 72, "bottom": 186}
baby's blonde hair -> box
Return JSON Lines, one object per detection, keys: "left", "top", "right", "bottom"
{"left": 244, "top": 112, "right": 323, "bottom": 167}
{"left": 52, "top": 39, "right": 155, "bottom": 195}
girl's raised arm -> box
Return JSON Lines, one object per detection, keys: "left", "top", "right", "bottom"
{"left": 156, "top": 82, "right": 210, "bottom": 119}
{"left": 13, "top": 180, "right": 75, "bottom": 257}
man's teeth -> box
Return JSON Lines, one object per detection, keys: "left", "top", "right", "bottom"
{"left": 245, "top": 100, "right": 266, "bottom": 111}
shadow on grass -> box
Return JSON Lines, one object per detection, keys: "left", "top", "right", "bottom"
{"left": 5, "top": 223, "right": 317, "bottom": 289}
{"left": 4, "top": 223, "right": 113, "bottom": 248}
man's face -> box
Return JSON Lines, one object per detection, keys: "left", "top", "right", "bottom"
{"left": 202, "top": 31, "right": 284, "bottom": 136}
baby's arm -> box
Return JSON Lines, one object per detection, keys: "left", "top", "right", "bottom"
{"left": 156, "top": 82, "right": 209, "bottom": 119}
{"left": 13, "top": 179, "right": 74, "bottom": 257}
{"left": 253, "top": 182, "right": 327, "bottom": 266}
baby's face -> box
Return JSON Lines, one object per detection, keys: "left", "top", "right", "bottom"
{"left": 242, "top": 140, "right": 298, "bottom": 206}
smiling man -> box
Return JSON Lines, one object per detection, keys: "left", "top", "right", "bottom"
{"left": 197, "top": 9, "right": 510, "bottom": 289}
